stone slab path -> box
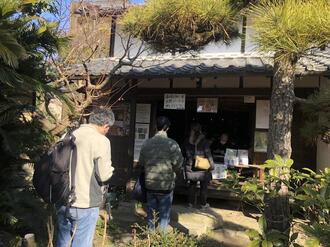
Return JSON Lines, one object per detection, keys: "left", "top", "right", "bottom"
{"left": 105, "top": 200, "right": 260, "bottom": 247}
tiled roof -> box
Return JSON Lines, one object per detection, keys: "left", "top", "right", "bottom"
{"left": 66, "top": 51, "right": 330, "bottom": 78}
{"left": 73, "top": 0, "right": 129, "bottom": 16}
{"left": 85, "top": 0, "right": 128, "bottom": 9}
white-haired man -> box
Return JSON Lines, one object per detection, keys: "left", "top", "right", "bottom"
{"left": 56, "top": 108, "right": 115, "bottom": 247}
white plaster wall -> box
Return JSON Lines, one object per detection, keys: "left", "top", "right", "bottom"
{"left": 203, "top": 76, "right": 240, "bottom": 88}
{"left": 317, "top": 140, "right": 330, "bottom": 171}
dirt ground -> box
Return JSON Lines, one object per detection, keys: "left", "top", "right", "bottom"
{"left": 93, "top": 196, "right": 308, "bottom": 247}
{"left": 94, "top": 196, "right": 260, "bottom": 247}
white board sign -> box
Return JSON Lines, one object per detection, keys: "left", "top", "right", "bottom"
{"left": 164, "top": 94, "right": 185, "bottom": 110}
{"left": 136, "top": 104, "right": 151, "bottom": 123}
{"left": 212, "top": 164, "right": 227, "bottom": 179}
{"left": 256, "top": 100, "right": 270, "bottom": 129}
{"left": 133, "top": 123, "right": 150, "bottom": 162}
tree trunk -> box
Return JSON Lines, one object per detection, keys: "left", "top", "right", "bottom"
{"left": 267, "top": 54, "right": 296, "bottom": 160}
{"left": 265, "top": 54, "right": 296, "bottom": 238}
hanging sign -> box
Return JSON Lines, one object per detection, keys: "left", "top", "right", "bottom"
{"left": 197, "top": 98, "right": 218, "bottom": 113}
{"left": 254, "top": 130, "right": 268, "bottom": 153}
{"left": 133, "top": 123, "right": 150, "bottom": 162}
{"left": 164, "top": 94, "right": 186, "bottom": 110}
{"left": 136, "top": 104, "right": 151, "bottom": 123}
{"left": 256, "top": 100, "right": 270, "bottom": 129}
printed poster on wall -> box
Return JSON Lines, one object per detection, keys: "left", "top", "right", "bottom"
{"left": 108, "top": 103, "right": 130, "bottom": 136}
{"left": 254, "top": 131, "right": 268, "bottom": 153}
{"left": 256, "top": 100, "right": 270, "bottom": 129}
{"left": 136, "top": 104, "right": 151, "bottom": 123}
{"left": 133, "top": 123, "right": 150, "bottom": 162}
{"left": 197, "top": 98, "right": 218, "bottom": 113}
{"left": 164, "top": 94, "right": 185, "bottom": 110}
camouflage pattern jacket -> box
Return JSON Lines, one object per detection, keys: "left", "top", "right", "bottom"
{"left": 139, "top": 131, "right": 183, "bottom": 192}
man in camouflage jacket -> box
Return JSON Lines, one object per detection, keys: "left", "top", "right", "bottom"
{"left": 139, "top": 116, "right": 183, "bottom": 231}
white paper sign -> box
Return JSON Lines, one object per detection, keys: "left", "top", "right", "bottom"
{"left": 256, "top": 100, "right": 270, "bottom": 129}
{"left": 133, "top": 123, "right": 150, "bottom": 162}
{"left": 212, "top": 164, "right": 227, "bottom": 179}
{"left": 164, "top": 94, "right": 185, "bottom": 110}
{"left": 136, "top": 104, "right": 151, "bottom": 123}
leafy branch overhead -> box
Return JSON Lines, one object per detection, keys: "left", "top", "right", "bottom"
{"left": 120, "top": 0, "right": 244, "bottom": 53}
{"left": 249, "top": 0, "right": 330, "bottom": 59}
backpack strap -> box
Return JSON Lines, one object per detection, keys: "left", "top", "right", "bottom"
{"left": 70, "top": 134, "right": 77, "bottom": 205}
{"left": 68, "top": 128, "right": 77, "bottom": 206}
{"left": 61, "top": 128, "right": 78, "bottom": 216}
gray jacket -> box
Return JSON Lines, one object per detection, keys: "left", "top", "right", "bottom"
{"left": 139, "top": 131, "right": 183, "bottom": 191}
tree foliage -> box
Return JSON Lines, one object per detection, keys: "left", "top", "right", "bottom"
{"left": 249, "top": 0, "right": 330, "bottom": 59}
{"left": 120, "top": 0, "right": 244, "bottom": 53}
{"left": 0, "top": 0, "right": 65, "bottom": 244}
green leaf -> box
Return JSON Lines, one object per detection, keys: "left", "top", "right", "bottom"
{"left": 285, "top": 159, "right": 294, "bottom": 167}
{"left": 22, "top": 0, "right": 39, "bottom": 4}
{"left": 302, "top": 168, "right": 316, "bottom": 175}
{"left": 295, "top": 195, "right": 309, "bottom": 201}
{"left": 248, "top": 239, "right": 262, "bottom": 247}
{"left": 246, "top": 229, "right": 261, "bottom": 240}
{"left": 274, "top": 155, "right": 284, "bottom": 165}
{"left": 324, "top": 168, "right": 330, "bottom": 174}
{"left": 258, "top": 216, "right": 267, "bottom": 234}
{"left": 305, "top": 238, "right": 320, "bottom": 247}
{"left": 37, "top": 25, "right": 47, "bottom": 34}
{"left": 262, "top": 240, "right": 273, "bottom": 247}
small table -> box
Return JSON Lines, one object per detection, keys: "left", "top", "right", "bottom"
{"left": 232, "top": 164, "right": 265, "bottom": 181}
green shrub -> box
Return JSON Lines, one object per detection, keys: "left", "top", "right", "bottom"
{"left": 128, "top": 224, "right": 198, "bottom": 247}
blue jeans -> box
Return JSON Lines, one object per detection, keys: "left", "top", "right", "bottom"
{"left": 146, "top": 191, "right": 173, "bottom": 231}
{"left": 56, "top": 206, "right": 99, "bottom": 247}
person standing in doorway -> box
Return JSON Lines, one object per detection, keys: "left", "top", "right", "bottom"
{"left": 139, "top": 116, "right": 183, "bottom": 231}
{"left": 56, "top": 108, "right": 115, "bottom": 247}
{"left": 184, "top": 123, "right": 214, "bottom": 209}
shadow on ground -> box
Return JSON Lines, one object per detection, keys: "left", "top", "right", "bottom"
{"left": 101, "top": 196, "right": 259, "bottom": 247}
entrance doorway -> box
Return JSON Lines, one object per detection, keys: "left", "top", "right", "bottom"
{"left": 156, "top": 97, "right": 254, "bottom": 151}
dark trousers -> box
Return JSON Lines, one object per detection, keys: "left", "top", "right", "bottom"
{"left": 188, "top": 180, "right": 208, "bottom": 206}
{"left": 146, "top": 191, "right": 173, "bottom": 231}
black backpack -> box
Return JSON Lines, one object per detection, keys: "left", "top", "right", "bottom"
{"left": 33, "top": 130, "right": 77, "bottom": 205}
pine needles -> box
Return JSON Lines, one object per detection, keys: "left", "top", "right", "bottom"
{"left": 249, "top": 0, "right": 330, "bottom": 58}
{"left": 120, "top": 0, "right": 243, "bottom": 53}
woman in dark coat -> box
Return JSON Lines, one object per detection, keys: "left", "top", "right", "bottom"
{"left": 183, "top": 123, "right": 214, "bottom": 209}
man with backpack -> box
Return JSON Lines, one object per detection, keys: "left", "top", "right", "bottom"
{"left": 56, "top": 108, "right": 115, "bottom": 247}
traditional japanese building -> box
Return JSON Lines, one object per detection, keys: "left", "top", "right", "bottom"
{"left": 67, "top": 0, "right": 330, "bottom": 193}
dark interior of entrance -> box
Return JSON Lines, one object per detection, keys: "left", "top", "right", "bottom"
{"left": 156, "top": 98, "right": 254, "bottom": 150}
